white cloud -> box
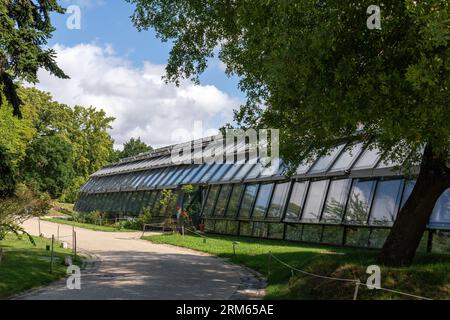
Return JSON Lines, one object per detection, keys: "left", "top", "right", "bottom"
{"left": 35, "top": 44, "right": 241, "bottom": 149}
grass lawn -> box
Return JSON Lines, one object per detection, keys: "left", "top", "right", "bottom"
{"left": 143, "top": 233, "right": 450, "bottom": 300}
{"left": 0, "top": 234, "right": 82, "bottom": 299}
{"left": 43, "top": 218, "right": 137, "bottom": 233}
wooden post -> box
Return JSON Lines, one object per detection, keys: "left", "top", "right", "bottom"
{"left": 50, "top": 235, "right": 54, "bottom": 273}
{"left": 267, "top": 251, "right": 272, "bottom": 278}
{"left": 57, "top": 224, "right": 60, "bottom": 243}
{"left": 38, "top": 217, "right": 41, "bottom": 236}
{"left": 73, "top": 231, "right": 77, "bottom": 259}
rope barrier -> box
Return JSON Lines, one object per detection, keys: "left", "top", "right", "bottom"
{"left": 268, "top": 251, "right": 433, "bottom": 300}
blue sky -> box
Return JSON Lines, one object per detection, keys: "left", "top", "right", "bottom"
{"left": 36, "top": 0, "right": 245, "bottom": 148}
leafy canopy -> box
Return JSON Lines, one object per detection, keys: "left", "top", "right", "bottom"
{"left": 128, "top": 0, "right": 450, "bottom": 167}
{"left": 118, "top": 137, "right": 153, "bottom": 159}
{"left": 0, "top": 0, "right": 69, "bottom": 117}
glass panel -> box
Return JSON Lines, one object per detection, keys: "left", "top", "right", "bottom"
{"left": 431, "top": 230, "right": 450, "bottom": 254}
{"left": 285, "top": 182, "right": 308, "bottom": 221}
{"left": 267, "top": 223, "right": 284, "bottom": 240}
{"left": 252, "top": 183, "right": 274, "bottom": 219}
{"left": 214, "top": 185, "right": 233, "bottom": 217}
{"left": 239, "top": 222, "right": 252, "bottom": 236}
{"left": 302, "top": 225, "right": 322, "bottom": 242}
{"left": 226, "top": 221, "right": 239, "bottom": 235}
{"left": 153, "top": 168, "right": 172, "bottom": 187}
{"left": 296, "top": 159, "right": 315, "bottom": 175}
{"left": 400, "top": 179, "right": 416, "bottom": 208}
{"left": 221, "top": 163, "right": 244, "bottom": 181}
{"left": 179, "top": 165, "right": 200, "bottom": 184}
{"left": 233, "top": 164, "right": 255, "bottom": 181}
{"left": 345, "top": 227, "right": 370, "bottom": 247}
{"left": 368, "top": 228, "right": 390, "bottom": 248}
{"left": 285, "top": 224, "right": 303, "bottom": 241}
{"left": 267, "top": 182, "right": 290, "bottom": 219}
{"left": 370, "top": 179, "right": 403, "bottom": 226}
{"left": 214, "top": 220, "right": 227, "bottom": 234}
{"left": 301, "top": 180, "right": 328, "bottom": 222}
{"left": 330, "top": 143, "right": 364, "bottom": 172}
{"left": 322, "top": 179, "right": 351, "bottom": 223}
{"left": 190, "top": 164, "right": 212, "bottom": 183}
{"left": 252, "top": 222, "right": 268, "bottom": 238}
{"left": 225, "top": 185, "right": 244, "bottom": 218}
{"left": 238, "top": 184, "right": 258, "bottom": 218}
{"left": 202, "top": 186, "right": 220, "bottom": 217}
{"left": 322, "top": 226, "right": 344, "bottom": 244}
{"left": 157, "top": 167, "right": 177, "bottom": 186}
{"left": 173, "top": 166, "right": 192, "bottom": 185}
{"left": 309, "top": 144, "right": 346, "bottom": 174}
{"left": 199, "top": 163, "right": 222, "bottom": 183}
{"left": 353, "top": 146, "right": 381, "bottom": 169}
{"left": 210, "top": 164, "right": 233, "bottom": 182}
{"left": 165, "top": 166, "right": 184, "bottom": 186}
{"left": 245, "top": 163, "right": 263, "bottom": 180}
{"left": 430, "top": 189, "right": 450, "bottom": 227}
{"left": 345, "top": 179, "right": 376, "bottom": 225}
{"left": 205, "top": 219, "right": 215, "bottom": 232}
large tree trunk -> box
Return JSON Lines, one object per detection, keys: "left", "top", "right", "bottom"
{"left": 379, "top": 144, "right": 450, "bottom": 267}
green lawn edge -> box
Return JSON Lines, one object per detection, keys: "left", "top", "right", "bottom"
{"left": 0, "top": 235, "right": 83, "bottom": 299}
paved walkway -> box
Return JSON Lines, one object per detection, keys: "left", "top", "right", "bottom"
{"left": 18, "top": 219, "right": 264, "bottom": 300}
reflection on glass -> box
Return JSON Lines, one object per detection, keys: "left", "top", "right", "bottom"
{"left": 345, "top": 179, "right": 376, "bottom": 224}
{"left": 301, "top": 180, "right": 328, "bottom": 222}
{"left": 210, "top": 164, "right": 232, "bottom": 181}
{"left": 370, "top": 179, "right": 403, "bottom": 225}
{"left": 252, "top": 184, "right": 274, "bottom": 219}
{"left": 214, "top": 185, "right": 233, "bottom": 216}
{"left": 401, "top": 179, "right": 416, "bottom": 208}
{"left": 239, "top": 184, "right": 258, "bottom": 218}
{"left": 202, "top": 186, "right": 220, "bottom": 217}
{"left": 330, "top": 143, "right": 363, "bottom": 172}
{"left": 353, "top": 147, "right": 381, "bottom": 169}
{"left": 322, "top": 179, "right": 351, "bottom": 223}
{"left": 233, "top": 164, "right": 255, "bottom": 181}
{"left": 225, "top": 185, "right": 244, "bottom": 217}
{"left": 285, "top": 182, "right": 307, "bottom": 220}
{"left": 309, "top": 145, "right": 346, "bottom": 173}
{"left": 430, "top": 188, "right": 450, "bottom": 225}
{"left": 267, "top": 182, "right": 290, "bottom": 218}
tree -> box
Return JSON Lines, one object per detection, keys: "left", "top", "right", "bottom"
{"left": 22, "top": 134, "right": 75, "bottom": 198}
{"left": 0, "top": 0, "right": 69, "bottom": 117}
{"left": 118, "top": 137, "right": 153, "bottom": 159}
{"left": 0, "top": 145, "right": 15, "bottom": 198}
{"left": 128, "top": 0, "right": 450, "bottom": 266}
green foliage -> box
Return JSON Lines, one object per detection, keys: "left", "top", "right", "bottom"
{"left": 137, "top": 205, "right": 154, "bottom": 228}
{"left": 0, "top": 146, "right": 15, "bottom": 198}
{"left": 1, "top": 86, "right": 116, "bottom": 201}
{"left": 0, "top": 0, "right": 68, "bottom": 117}
{"left": 117, "top": 137, "right": 153, "bottom": 160}
{"left": 0, "top": 184, "right": 50, "bottom": 242}
{"left": 22, "top": 134, "right": 75, "bottom": 198}
{"left": 128, "top": 0, "right": 450, "bottom": 167}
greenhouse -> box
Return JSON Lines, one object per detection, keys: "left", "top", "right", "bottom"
{"left": 75, "top": 136, "right": 450, "bottom": 254}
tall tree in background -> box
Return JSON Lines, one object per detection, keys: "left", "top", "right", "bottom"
{"left": 0, "top": 0, "right": 68, "bottom": 117}
{"left": 128, "top": 0, "right": 450, "bottom": 266}
{"left": 118, "top": 137, "right": 153, "bottom": 159}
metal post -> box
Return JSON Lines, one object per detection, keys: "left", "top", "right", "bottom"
{"left": 57, "top": 224, "right": 60, "bottom": 243}
{"left": 50, "top": 235, "right": 54, "bottom": 273}
{"left": 268, "top": 251, "right": 272, "bottom": 278}
{"left": 353, "top": 280, "right": 361, "bottom": 300}
{"left": 38, "top": 217, "right": 41, "bottom": 236}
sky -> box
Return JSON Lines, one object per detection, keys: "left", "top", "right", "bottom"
{"left": 35, "top": 0, "right": 245, "bottom": 149}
